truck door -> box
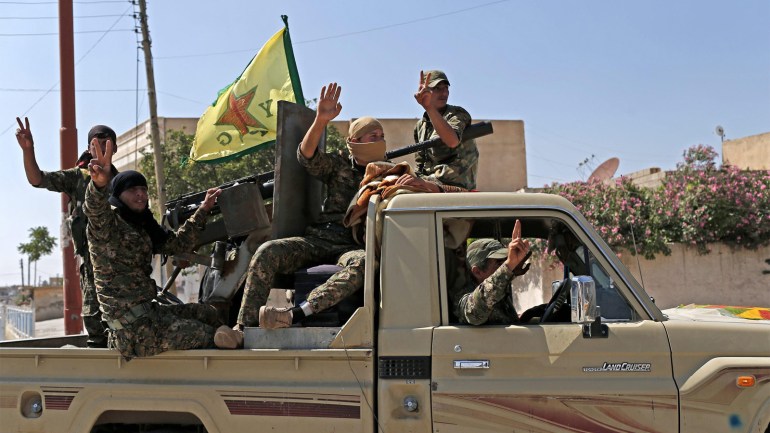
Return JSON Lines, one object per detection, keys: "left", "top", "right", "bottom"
{"left": 430, "top": 212, "right": 679, "bottom": 433}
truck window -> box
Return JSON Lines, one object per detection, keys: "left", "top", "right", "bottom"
{"left": 439, "top": 216, "right": 636, "bottom": 325}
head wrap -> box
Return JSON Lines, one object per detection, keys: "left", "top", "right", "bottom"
{"left": 346, "top": 116, "right": 386, "bottom": 165}
{"left": 87, "top": 125, "right": 117, "bottom": 146}
{"left": 108, "top": 170, "right": 169, "bottom": 252}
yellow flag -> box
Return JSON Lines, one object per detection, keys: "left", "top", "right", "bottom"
{"left": 191, "top": 16, "right": 304, "bottom": 163}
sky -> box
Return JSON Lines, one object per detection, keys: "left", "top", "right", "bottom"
{"left": 0, "top": 0, "right": 768, "bottom": 286}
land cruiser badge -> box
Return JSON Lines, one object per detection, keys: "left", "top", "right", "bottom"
{"left": 583, "top": 362, "right": 652, "bottom": 372}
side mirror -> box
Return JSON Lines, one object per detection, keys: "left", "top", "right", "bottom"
{"left": 570, "top": 276, "right": 597, "bottom": 324}
{"left": 571, "top": 276, "right": 608, "bottom": 339}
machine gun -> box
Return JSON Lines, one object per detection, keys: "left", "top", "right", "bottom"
{"left": 161, "top": 119, "right": 493, "bottom": 303}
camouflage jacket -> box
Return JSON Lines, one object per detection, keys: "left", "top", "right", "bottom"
{"left": 35, "top": 167, "right": 91, "bottom": 257}
{"left": 83, "top": 181, "right": 207, "bottom": 322}
{"left": 297, "top": 146, "right": 364, "bottom": 226}
{"left": 456, "top": 264, "right": 518, "bottom": 325}
{"left": 413, "top": 104, "right": 479, "bottom": 190}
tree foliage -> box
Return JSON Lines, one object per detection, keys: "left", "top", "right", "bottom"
{"left": 140, "top": 125, "right": 348, "bottom": 203}
{"left": 544, "top": 145, "right": 770, "bottom": 258}
{"left": 17, "top": 226, "right": 57, "bottom": 286}
{"left": 17, "top": 226, "right": 57, "bottom": 263}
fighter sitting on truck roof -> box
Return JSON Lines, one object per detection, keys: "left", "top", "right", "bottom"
{"left": 225, "top": 83, "right": 388, "bottom": 337}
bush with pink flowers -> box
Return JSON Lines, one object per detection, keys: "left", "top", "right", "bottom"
{"left": 544, "top": 145, "right": 770, "bottom": 258}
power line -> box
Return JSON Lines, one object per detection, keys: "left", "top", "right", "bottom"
{"left": 0, "top": 1, "right": 126, "bottom": 4}
{"left": 0, "top": 29, "right": 134, "bottom": 36}
{"left": 155, "top": 0, "right": 510, "bottom": 60}
{"left": 0, "top": 4, "right": 133, "bottom": 137}
{"left": 0, "top": 14, "right": 127, "bottom": 19}
{"left": 1, "top": 88, "right": 143, "bottom": 92}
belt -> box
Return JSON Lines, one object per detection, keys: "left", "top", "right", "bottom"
{"left": 106, "top": 301, "right": 154, "bottom": 330}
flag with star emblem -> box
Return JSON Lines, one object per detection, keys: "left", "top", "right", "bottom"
{"left": 190, "top": 16, "right": 304, "bottom": 163}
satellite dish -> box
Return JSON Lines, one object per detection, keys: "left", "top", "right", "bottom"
{"left": 715, "top": 125, "right": 725, "bottom": 138}
{"left": 588, "top": 157, "right": 619, "bottom": 183}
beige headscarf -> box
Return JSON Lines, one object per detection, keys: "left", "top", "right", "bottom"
{"left": 347, "top": 116, "right": 386, "bottom": 164}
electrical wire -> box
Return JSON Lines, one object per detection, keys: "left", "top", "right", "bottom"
{"left": 155, "top": 0, "right": 510, "bottom": 60}
{"left": 0, "top": 4, "right": 133, "bottom": 137}
{"left": 0, "top": 14, "right": 127, "bottom": 19}
{"left": 0, "top": 29, "right": 133, "bottom": 36}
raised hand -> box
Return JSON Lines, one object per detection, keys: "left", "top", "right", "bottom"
{"left": 414, "top": 71, "right": 433, "bottom": 109}
{"left": 200, "top": 187, "right": 222, "bottom": 212}
{"left": 88, "top": 136, "right": 114, "bottom": 188}
{"left": 505, "top": 219, "right": 532, "bottom": 274}
{"left": 316, "top": 82, "right": 342, "bottom": 123}
{"left": 15, "top": 117, "right": 34, "bottom": 150}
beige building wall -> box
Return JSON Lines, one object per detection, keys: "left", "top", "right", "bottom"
{"left": 32, "top": 285, "right": 63, "bottom": 321}
{"left": 114, "top": 117, "right": 199, "bottom": 171}
{"left": 116, "top": 117, "right": 527, "bottom": 191}
{"left": 722, "top": 132, "right": 770, "bottom": 171}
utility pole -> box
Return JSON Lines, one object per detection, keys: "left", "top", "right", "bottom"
{"left": 137, "top": 0, "right": 167, "bottom": 215}
{"left": 137, "top": 0, "right": 174, "bottom": 289}
{"left": 58, "top": 0, "right": 83, "bottom": 335}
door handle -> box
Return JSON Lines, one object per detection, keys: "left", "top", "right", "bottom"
{"left": 453, "top": 360, "right": 490, "bottom": 369}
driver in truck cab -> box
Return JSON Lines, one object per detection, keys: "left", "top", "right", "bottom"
{"left": 454, "top": 219, "right": 533, "bottom": 325}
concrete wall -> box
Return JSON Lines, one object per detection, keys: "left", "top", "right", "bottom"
{"left": 32, "top": 285, "right": 63, "bottom": 321}
{"left": 722, "top": 132, "right": 770, "bottom": 171}
{"left": 619, "top": 243, "right": 770, "bottom": 309}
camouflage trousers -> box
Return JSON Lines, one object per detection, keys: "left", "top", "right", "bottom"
{"left": 237, "top": 225, "right": 360, "bottom": 327}
{"left": 80, "top": 260, "right": 109, "bottom": 348}
{"left": 108, "top": 302, "right": 221, "bottom": 360}
{"left": 305, "top": 249, "right": 365, "bottom": 314}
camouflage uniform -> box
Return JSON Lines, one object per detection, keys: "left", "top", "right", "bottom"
{"left": 237, "top": 147, "right": 364, "bottom": 326}
{"left": 36, "top": 166, "right": 109, "bottom": 347}
{"left": 83, "top": 181, "right": 221, "bottom": 360}
{"left": 455, "top": 265, "right": 519, "bottom": 325}
{"left": 414, "top": 104, "right": 479, "bottom": 190}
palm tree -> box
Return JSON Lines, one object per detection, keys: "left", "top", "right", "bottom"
{"left": 17, "top": 226, "right": 57, "bottom": 286}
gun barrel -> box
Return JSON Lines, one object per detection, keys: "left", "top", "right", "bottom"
{"left": 385, "top": 121, "right": 493, "bottom": 159}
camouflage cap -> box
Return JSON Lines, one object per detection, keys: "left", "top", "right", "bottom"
{"left": 422, "top": 70, "right": 450, "bottom": 88}
{"left": 467, "top": 238, "right": 507, "bottom": 269}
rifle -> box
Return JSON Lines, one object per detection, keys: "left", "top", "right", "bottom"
{"left": 386, "top": 121, "right": 492, "bottom": 159}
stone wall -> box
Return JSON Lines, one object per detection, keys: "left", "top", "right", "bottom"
{"left": 619, "top": 243, "right": 770, "bottom": 309}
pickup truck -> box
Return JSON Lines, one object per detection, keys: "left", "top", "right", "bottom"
{"left": 2, "top": 103, "right": 769, "bottom": 433}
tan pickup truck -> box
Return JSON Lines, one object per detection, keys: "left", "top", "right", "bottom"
{"left": 2, "top": 190, "right": 769, "bottom": 433}
{"left": 2, "top": 102, "right": 769, "bottom": 432}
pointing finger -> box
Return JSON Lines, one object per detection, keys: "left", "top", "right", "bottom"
{"left": 16, "top": 117, "right": 24, "bottom": 130}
